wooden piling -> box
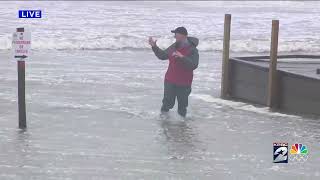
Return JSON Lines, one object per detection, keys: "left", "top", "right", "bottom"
{"left": 221, "top": 14, "right": 231, "bottom": 99}
{"left": 16, "top": 27, "right": 27, "bottom": 129}
{"left": 267, "top": 20, "right": 279, "bottom": 109}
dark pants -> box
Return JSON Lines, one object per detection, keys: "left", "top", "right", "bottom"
{"left": 160, "top": 81, "right": 192, "bottom": 117}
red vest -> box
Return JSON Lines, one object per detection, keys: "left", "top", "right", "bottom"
{"left": 165, "top": 45, "right": 193, "bottom": 86}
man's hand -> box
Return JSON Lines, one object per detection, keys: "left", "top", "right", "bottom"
{"left": 148, "top": 37, "right": 157, "bottom": 47}
{"left": 173, "top": 51, "right": 184, "bottom": 58}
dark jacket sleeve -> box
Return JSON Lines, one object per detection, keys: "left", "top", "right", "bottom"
{"left": 178, "top": 48, "right": 199, "bottom": 70}
{"left": 152, "top": 44, "right": 173, "bottom": 60}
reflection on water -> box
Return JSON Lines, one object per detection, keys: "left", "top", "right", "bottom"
{"left": 14, "top": 130, "right": 31, "bottom": 168}
{"left": 159, "top": 115, "right": 198, "bottom": 159}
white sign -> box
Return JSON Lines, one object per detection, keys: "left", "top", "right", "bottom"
{"left": 12, "top": 31, "right": 31, "bottom": 59}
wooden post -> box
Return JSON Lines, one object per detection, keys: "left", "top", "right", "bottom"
{"left": 267, "top": 20, "right": 279, "bottom": 109}
{"left": 16, "top": 27, "right": 27, "bottom": 129}
{"left": 221, "top": 14, "right": 232, "bottom": 99}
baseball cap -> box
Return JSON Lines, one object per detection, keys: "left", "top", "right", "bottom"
{"left": 171, "top": 27, "right": 188, "bottom": 36}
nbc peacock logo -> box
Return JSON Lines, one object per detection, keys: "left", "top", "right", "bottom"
{"left": 289, "top": 143, "right": 309, "bottom": 163}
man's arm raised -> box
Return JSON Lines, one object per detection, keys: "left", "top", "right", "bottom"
{"left": 149, "top": 37, "right": 170, "bottom": 60}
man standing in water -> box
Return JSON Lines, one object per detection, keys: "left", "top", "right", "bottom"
{"left": 149, "top": 27, "right": 199, "bottom": 117}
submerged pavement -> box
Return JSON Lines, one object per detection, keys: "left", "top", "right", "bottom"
{"left": 0, "top": 51, "right": 319, "bottom": 180}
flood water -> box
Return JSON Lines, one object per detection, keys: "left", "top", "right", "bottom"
{"left": 0, "top": 50, "right": 319, "bottom": 180}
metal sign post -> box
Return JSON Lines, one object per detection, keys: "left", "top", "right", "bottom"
{"left": 12, "top": 27, "right": 31, "bottom": 129}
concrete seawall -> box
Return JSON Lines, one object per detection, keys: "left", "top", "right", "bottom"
{"left": 229, "top": 55, "right": 320, "bottom": 116}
